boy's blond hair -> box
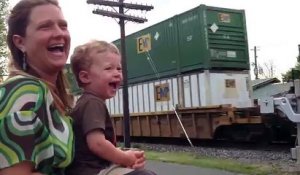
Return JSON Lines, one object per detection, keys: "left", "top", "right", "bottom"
{"left": 70, "top": 40, "right": 120, "bottom": 87}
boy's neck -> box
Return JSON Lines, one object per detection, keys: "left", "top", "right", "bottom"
{"left": 83, "top": 89, "right": 106, "bottom": 101}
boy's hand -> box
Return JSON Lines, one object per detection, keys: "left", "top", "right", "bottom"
{"left": 132, "top": 150, "right": 146, "bottom": 169}
{"left": 124, "top": 150, "right": 138, "bottom": 167}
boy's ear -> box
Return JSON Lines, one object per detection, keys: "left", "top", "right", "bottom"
{"left": 79, "top": 70, "right": 91, "bottom": 84}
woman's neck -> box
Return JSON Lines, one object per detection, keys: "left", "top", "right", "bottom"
{"left": 27, "top": 65, "right": 58, "bottom": 85}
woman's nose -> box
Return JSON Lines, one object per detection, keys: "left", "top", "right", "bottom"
{"left": 53, "top": 25, "right": 68, "bottom": 37}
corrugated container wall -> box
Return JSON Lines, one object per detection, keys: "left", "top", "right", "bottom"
{"left": 113, "top": 5, "right": 249, "bottom": 84}
{"left": 107, "top": 70, "right": 252, "bottom": 115}
{"left": 115, "top": 17, "right": 179, "bottom": 83}
{"left": 178, "top": 6, "right": 249, "bottom": 72}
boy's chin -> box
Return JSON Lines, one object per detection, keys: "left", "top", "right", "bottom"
{"left": 107, "top": 93, "right": 116, "bottom": 99}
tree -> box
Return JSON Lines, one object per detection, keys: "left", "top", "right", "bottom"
{"left": 259, "top": 60, "right": 276, "bottom": 79}
{"left": 281, "top": 61, "right": 300, "bottom": 82}
{"left": 0, "top": 0, "right": 9, "bottom": 80}
{"left": 251, "top": 59, "right": 276, "bottom": 79}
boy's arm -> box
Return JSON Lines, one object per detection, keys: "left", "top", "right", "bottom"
{"left": 86, "top": 130, "right": 137, "bottom": 167}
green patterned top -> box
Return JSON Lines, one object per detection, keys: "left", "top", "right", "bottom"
{"left": 0, "top": 75, "right": 74, "bottom": 175}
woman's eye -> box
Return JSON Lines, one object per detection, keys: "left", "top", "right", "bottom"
{"left": 39, "top": 24, "right": 50, "bottom": 30}
{"left": 59, "top": 22, "right": 68, "bottom": 30}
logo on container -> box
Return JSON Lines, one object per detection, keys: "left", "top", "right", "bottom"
{"left": 137, "top": 34, "right": 151, "bottom": 54}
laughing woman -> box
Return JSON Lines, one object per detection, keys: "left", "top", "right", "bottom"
{"left": 0, "top": 0, "right": 74, "bottom": 175}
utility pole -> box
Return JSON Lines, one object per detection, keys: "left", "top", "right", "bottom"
{"left": 297, "top": 44, "right": 300, "bottom": 62}
{"left": 87, "top": 0, "right": 153, "bottom": 148}
{"left": 252, "top": 46, "right": 259, "bottom": 79}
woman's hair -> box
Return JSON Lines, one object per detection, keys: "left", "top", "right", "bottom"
{"left": 7, "top": 0, "right": 73, "bottom": 113}
{"left": 7, "top": 0, "right": 59, "bottom": 69}
{"left": 71, "top": 40, "right": 120, "bottom": 87}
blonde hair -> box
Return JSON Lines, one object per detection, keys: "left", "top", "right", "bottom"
{"left": 70, "top": 40, "right": 120, "bottom": 87}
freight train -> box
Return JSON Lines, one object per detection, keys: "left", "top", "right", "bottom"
{"left": 65, "top": 4, "right": 296, "bottom": 143}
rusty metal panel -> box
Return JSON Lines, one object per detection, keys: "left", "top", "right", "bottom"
{"left": 131, "top": 117, "right": 142, "bottom": 136}
{"left": 149, "top": 116, "right": 161, "bottom": 137}
{"left": 169, "top": 115, "right": 182, "bottom": 137}
{"left": 140, "top": 116, "right": 151, "bottom": 136}
{"left": 158, "top": 115, "right": 172, "bottom": 137}
{"left": 194, "top": 113, "right": 213, "bottom": 139}
{"left": 112, "top": 117, "right": 123, "bottom": 136}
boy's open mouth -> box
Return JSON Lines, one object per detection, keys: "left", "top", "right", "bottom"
{"left": 109, "top": 82, "right": 118, "bottom": 90}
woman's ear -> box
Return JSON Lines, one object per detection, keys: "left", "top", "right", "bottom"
{"left": 12, "top": 35, "right": 25, "bottom": 52}
{"left": 79, "top": 70, "right": 91, "bottom": 84}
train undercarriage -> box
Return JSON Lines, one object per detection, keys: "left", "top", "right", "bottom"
{"left": 111, "top": 104, "right": 296, "bottom": 143}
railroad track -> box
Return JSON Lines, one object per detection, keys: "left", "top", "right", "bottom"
{"left": 121, "top": 136, "right": 294, "bottom": 152}
{"left": 125, "top": 141, "right": 295, "bottom": 173}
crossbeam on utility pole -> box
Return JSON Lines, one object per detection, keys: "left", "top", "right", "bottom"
{"left": 88, "top": 0, "right": 153, "bottom": 11}
{"left": 87, "top": 0, "right": 153, "bottom": 148}
{"left": 92, "top": 9, "right": 148, "bottom": 23}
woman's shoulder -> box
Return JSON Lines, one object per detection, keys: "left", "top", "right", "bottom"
{"left": 2, "top": 75, "right": 48, "bottom": 91}
{"left": 0, "top": 75, "right": 48, "bottom": 109}
{"left": 0, "top": 75, "right": 48, "bottom": 116}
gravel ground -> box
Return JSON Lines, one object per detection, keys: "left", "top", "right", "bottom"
{"left": 132, "top": 142, "right": 300, "bottom": 173}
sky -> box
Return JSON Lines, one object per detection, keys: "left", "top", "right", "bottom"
{"left": 8, "top": 0, "right": 300, "bottom": 80}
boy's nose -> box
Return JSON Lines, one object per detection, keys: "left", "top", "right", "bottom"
{"left": 113, "top": 70, "right": 121, "bottom": 77}
{"left": 115, "top": 71, "right": 123, "bottom": 80}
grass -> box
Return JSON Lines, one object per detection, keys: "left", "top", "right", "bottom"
{"left": 144, "top": 150, "right": 280, "bottom": 175}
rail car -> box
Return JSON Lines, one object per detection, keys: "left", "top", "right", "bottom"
{"left": 64, "top": 4, "right": 296, "bottom": 142}
{"left": 106, "top": 70, "right": 295, "bottom": 142}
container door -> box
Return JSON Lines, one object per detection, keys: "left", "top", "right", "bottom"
{"left": 205, "top": 6, "right": 250, "bottom": 69}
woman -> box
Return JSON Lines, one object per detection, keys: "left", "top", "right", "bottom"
{"left": 0, "top": 0, "right": 74, "bottom": 175}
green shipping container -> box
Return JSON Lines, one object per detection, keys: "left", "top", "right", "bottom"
{"left": 114, "top": 17, "right": 179, "bottom": 83}
{"left": 114, "top": 4, "right": 249, "bottom": 83}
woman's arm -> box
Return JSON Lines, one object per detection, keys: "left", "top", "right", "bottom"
{"left": 0, "top": 161, "right": 43, "bottom": 175}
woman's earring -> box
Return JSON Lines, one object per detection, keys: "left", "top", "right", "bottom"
{"left": 22, "top": 52, "right": 27, "bottom": 71}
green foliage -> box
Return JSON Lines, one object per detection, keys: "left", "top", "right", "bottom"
{"left": 282, "top": 61, "right": 300, "bottom": 82}
{"left": 145, "top": 151, "right": 279, "bottom": 175}
{"left": 0, "top": 0, "right": 8, "bottom": 77}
